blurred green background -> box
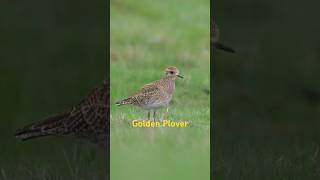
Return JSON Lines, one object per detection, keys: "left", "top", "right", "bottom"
{"left": 110, "top": 0, "right": 209, "bottom": 180}
{"left": 214, "top": 0, "right": 320, "bottom": 179}
{"left": 0, "top": 1, "right": 107, "bottom": 179}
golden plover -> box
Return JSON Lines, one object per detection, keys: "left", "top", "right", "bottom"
{"left": 116, "top": 66, "right": 183, "bottom": 120}
{"left": 211, "top": 19, "right": 235, "bottom": 53}
{"left": 15, "top": 80, "right": 109, "bottom": 149}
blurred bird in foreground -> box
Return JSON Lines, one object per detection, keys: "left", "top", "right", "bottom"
{"left": 116, "top": 66, "right": 183, "bottom": 121}
{"left": 211, "top": 19, "right": 235, "bottom": 53}
{"left": 15, "top": 80, "right": 109, "bottom": 149}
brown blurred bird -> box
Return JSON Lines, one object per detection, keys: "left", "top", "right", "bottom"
{"left": 211, "top": 19, "right": 235, "bottom": 53}
{"left": 15, "top": 80, "right": 109, "bottom": 149}
{"left": 116, "top": 66, "right": 183, "bottom": 120}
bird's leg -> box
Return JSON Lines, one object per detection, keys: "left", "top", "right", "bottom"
{"left": 153, "top": 111, "right": 156, "bottom": 122}
{"left": 164, "top": 106, "right": 169, "bottom": 120}
{"left": 147, "top": 111, "right": 150, "bottom": 120}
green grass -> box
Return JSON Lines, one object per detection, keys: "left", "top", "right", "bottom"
{"left": 110, "top": 0, "right": 210, "bottom": 179}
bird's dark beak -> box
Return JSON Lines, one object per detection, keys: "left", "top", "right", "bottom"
{"left": 177, "top": 74, "right": 184, "bottom": 78}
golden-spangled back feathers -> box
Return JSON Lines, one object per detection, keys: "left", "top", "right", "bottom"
{"left": 116, "top": 67, "right": 182, "bottom": 110}
{"left": 15, "top": 80, "right": 109, "bottom": 149}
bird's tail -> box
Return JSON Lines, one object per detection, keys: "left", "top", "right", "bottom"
{"left": 115, "top": 97, "right": 132, "bottom": 106}
{"left": 15, "top": 112, "right": 69, "bottom": 141}
{"left": 214, "top": 42, "right": 235, "bottom": 53}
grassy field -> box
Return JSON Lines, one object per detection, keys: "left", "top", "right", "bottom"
{"left": 110, "top": 0, "right": 210, "bottom": 179}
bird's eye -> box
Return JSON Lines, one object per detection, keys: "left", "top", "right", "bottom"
{"left": 170, "top": 71, "right": 174, "bottom": 74}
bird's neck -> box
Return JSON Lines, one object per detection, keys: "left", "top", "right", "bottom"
{"left": 162, "top": 76, "right": 175, "bottom": 94}
{"left": 163, "top": 76, "right": 176, "bottom": 82}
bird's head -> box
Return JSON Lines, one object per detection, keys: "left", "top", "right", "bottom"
{"left": 164, "top": 66, "right": 183, "bottom": 80}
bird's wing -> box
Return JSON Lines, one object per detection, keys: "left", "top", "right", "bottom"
{"left": 139, "top": 80, "right": 161, "bottom": 94}
{"left": 132, "top": 90, "right": 163, "bottom": 106}
{"left": 69, "top": 103, "right": 108, "bottom": 144}
{"left": 15, "top": 80, "right": 109, "bottom": 148}
{"left": 69, "top": 81, "right": 109, "bottom": 142}
{"left": 116, "top": 80, "right": 164, "bottom": 106}
{"left": 79, "top": 80, "right": 108, "bottom": 106}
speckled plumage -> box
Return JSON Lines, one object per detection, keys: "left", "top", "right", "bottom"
{"left": 116, "top": 66, "right": 183, "bottom": 120}
{"left": 15, "top": 80, "right": 109, "bottom": 149}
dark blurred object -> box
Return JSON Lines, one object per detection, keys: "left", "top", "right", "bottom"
{"left": 211, "top": 19, "right": 235, "bottom": 53}
{"left": 300, "top": 87, "right": 320, "bottom": 105}
{"left": 202, "top": 88, "right": 210, "bottom": 95}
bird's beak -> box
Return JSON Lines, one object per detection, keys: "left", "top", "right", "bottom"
{"left": 177, "top": 74, "right": 184, "bottom": 78}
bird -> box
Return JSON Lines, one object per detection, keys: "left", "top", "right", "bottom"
{"left": 15, "top": 80, "right": 109, "bottom": 149}
{"left": 211, "top": 19, "right": 235, "bottom": 53}
{"left": 115, "top": 66, "right": 183, "bottom": 121}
